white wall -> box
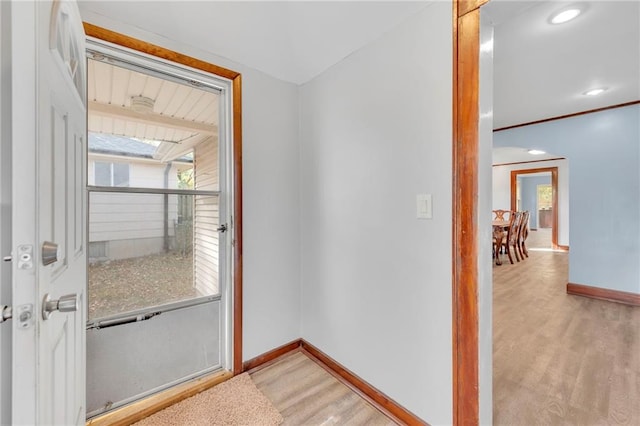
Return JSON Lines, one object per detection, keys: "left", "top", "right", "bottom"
{"left": 299, "top": 3, "right": 452, "bottom": 423}
{"left": 492, "top": 159, "right": 570, "bottom": 246}
{"left": 0, "top": 2, "right": 12, "bottom": 424}
{"left": 79, "top": 12, "right": 302, "bottom": 361}
{"left": 494, "top": 105, "right": 640, "bottom": 294}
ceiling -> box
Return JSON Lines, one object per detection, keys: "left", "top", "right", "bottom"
{"left": 78, "top": 1, "right": 430, "bottom": 85}
{"left": 78, "top": 0, "right": 639, "bottom": 160}
{"left": 485, "top": 0, "right": 640, "bottom": 129}
{"left": 87, "top": 57, "right": 218, "bottom": 162}
{"left": 492, "top": 147, "right": 561, "bottom": 165}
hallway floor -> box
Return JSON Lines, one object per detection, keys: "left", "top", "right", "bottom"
{"left": 493, "top": 247, "right": 640, "bottom": 424}
{"left": 526, "top": 227, "right": 553, "bottom": 249}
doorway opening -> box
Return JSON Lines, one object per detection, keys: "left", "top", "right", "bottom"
{"left": 510, "top": 167, "right": 558, "bottom": 250}
{"left": 85, "top": 37, "right": 235, "bottom": 418}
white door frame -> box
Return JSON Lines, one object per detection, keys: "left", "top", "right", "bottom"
{"left": 11, "top": 1, "right": 87, "bottom": 424}
{"left": 10, "top": 3, "right": 39, "bottom": 423}
{"left": 0, "top": 2, "right": 14, "bottom": 424}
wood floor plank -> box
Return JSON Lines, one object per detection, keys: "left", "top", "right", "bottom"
{"left": 250, "top": 351, "right": 395, "bottom": 426}
{"left": 493, "top": 229, "right": 640, "bottom": 425}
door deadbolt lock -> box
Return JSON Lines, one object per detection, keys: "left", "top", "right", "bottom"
{"left": 42, "top": 241, "right": 59, "bottom": 266}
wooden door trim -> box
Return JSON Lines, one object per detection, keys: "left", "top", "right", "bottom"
{"left": 83, "top": 23, "right": 240, "bottom": 80}
{"left": 242, "top": 339, "right": 302, "bottom": 373}
{"left": 494, "top": 100, "right": 640, "bottom": 132}
{"left": 492, "top": 157, "right": 565, "bottom": 167}
{"left": 509, "top": 167, "right": 559, "bottom": 248}
{"left": 452, "top": 1, "right": 487, "bottom": 424}
{"left": 83, "top": 23, "right": 244, "bottom": 375}
{"left": 459, "top": 0, "right": 490, "bottom": 17}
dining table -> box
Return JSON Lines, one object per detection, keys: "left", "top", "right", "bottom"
{"left": 492, "top": 220, "right": 510, "bottom": 265}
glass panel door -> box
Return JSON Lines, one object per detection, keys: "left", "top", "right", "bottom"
{"left": 85, "top": 42, "right": 231, "bottom": 417}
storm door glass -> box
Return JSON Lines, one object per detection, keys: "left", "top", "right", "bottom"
{"left": 85, "top": 40, "right": 230, "bottom": 418}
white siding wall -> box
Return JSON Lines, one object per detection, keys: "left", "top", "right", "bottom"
{"left": 88, "top": 155, "right": 185, "bottom": 260}
{"left": 89, "top": 192, "right": 178, "bottom": 260}
{"left": 87, "top": 155, "right": 181, "bottom": 189}
{"left": 194, "top": 139, "right": 219, "bottom": 295}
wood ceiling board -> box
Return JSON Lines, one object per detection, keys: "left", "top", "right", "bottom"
{"left": 88, "top": 58, "right": 219, "bottom": 143}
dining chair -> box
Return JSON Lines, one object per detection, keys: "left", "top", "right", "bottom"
{"left": 502, "top": 211, "right": 523, "bottom": 264}
{"left": 493, "top": 225, "right": 507, "bottom": 265}
{"left": 493, "top": 209, "right": 512, "bottom": 256}
{"left": 493, "top": 209, "right": 511, "bottom": 221}
{"left": 518, "top": 211, "right": 530, "bottom": 259}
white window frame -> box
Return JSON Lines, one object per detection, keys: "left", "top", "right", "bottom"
{"left": 94, "top": 161, "right": 130, "bottom": 187}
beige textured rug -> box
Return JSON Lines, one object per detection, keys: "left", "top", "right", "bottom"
{"left": 133, "top": 373, "right": 283, "bottom": 425}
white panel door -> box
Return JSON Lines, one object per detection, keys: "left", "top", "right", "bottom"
{"left": 11, "top": 1, "right": 87, "bottom": 424}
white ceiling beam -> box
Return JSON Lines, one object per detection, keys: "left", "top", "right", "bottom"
{"left": 89, "top": 101, "right": 217, "bottom": 136}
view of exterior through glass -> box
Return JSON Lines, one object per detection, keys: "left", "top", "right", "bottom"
{"left": 87, "top": 57, "right": 221, "bottom": 320}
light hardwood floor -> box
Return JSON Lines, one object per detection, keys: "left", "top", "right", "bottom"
{"left": 493, "top": 232, "right": 640, "bottom": 425}
{"left": 250, "top": 351, "right": 395, "bottom": 425}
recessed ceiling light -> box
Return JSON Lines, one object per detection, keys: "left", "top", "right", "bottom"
{"left": 528, "top": 149, "right": 546, "bottom": 155}
{"left": 550, "top": 8, "right": 582, "bottom": 24}
{"left": 583, "top": 87, "right": 607, "bottom": 96}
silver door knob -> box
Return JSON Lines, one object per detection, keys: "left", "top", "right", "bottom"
{"left": 42, "top": 293, "right": 78, "bottom": 320}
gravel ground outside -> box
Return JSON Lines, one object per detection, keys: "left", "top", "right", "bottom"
{"left": 88, "top": 251, "right": 197, "bottom": 320}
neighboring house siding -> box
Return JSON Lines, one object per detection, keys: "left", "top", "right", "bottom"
{"left": 87, "top": 155, "right": 181, "bottom": 188}
{"left": 194, "top": 138, "right": 219, "bottom": 295}
{"left": 88, "top": 155, "right": 184, "bottom": 261}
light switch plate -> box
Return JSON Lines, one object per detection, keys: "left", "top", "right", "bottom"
{"left": 417, "top": 194, "right": 432, "bottom": 219}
